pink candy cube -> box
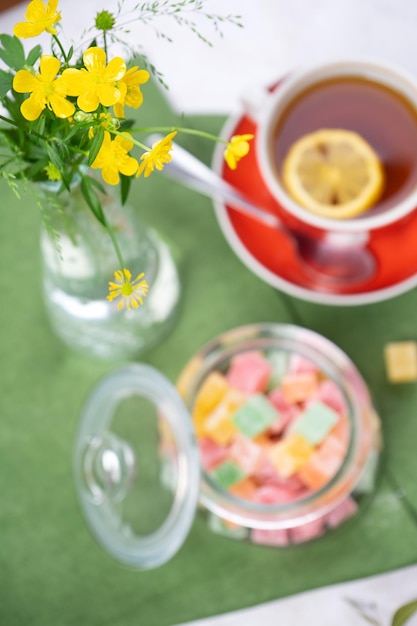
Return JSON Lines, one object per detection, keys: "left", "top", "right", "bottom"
{"left": 227, "top": 351, "right": 272, "bottom": 394}
{"left": 251, "top": 527, "right": 290, "bottom": 547}
{"left": 252, "top": 484, "right": 297, "bottom": 505}
{"left": 229, "top": 434, "right": 263, "bottom": 474}
{"left": 312, "top": 379, "right": 348, "bottom": 416}
{"left": 290, "top": 517, "right": 325, "bottom": 543}
{"left": 198, "top": 437, "right": 229, "bottom": 471}
{"left": 325, "top": 497, "right": 358, "bottom": 528}
{"left": 267, "top": 388, "right": 298, "bottom": 434}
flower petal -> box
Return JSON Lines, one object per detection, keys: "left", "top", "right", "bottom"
{"left": 104, "top": 57, "right": 127, "bottom": 82}
{"left": 97, "top": 83, "right": 121, "bottom": 107}
{"left": 49, "top": 94, "right": 75, "bottom": 118}
{"left": 115, "top": 133, "right": 134, "bottom": 152}
{"left": 83, "top": 47, "right": 106, "bottom": 72}
{"left": 102, "top": 165, "right": 120, "bottom": 185}
{"left": 119, "top": 155, "right": 138, "bottom": 177}
{"left": 77, "top": 90, "right": 100, "bottom": 112}
{"left": 21, "top": 93, "right": 44, "bottom": 120}
{"left": 39, "top": 55, "right": 60, "bottom": 82}
{"left": 13, "top": 69, "right": 38, "bottom": 93}
{"left": 61, "top": 68, "right": 84, "bottom": 96}
{"left": 13, "top": 21, "right": 44, "bottom": 38}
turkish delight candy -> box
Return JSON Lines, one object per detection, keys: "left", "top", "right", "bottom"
{"left": 227, "top": 350, "right": 272, "bottom": 394}
{"left": 232, "top": 394, "right": 279, "bottom": 438}
{"left": 190, "top": 345, "right": 372, "bottom": 545}
{"left": 384, "top": 341, "right": 417, "bottom": 383}
{"left": 251, "top": 527, "right": 290, "bottom": 547}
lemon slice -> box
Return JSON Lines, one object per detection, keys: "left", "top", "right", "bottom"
{"left": 282, "top": 129, "right": 385, "bottom": 219}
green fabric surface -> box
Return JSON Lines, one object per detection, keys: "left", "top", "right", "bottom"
{"left": 1, "top": 79, "right": 417, "bottom": 626}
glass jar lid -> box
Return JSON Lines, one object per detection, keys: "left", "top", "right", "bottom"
{"left": 73, "top": 364, "right": 200, "bottom": 569}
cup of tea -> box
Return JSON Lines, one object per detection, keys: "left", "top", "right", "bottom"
{"left": 249, "top": 59, "right": 417, "bottom": 234}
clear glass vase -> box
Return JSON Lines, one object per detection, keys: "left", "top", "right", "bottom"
{"left": 39, "top": 179, "right": 181, "bottom": 360}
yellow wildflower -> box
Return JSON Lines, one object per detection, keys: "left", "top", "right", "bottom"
{"left": 108, "top": 269, "right": 149, "bottom": 310}
{"left": 114, "top": 66, "right": 150, "bottom": 119}
{"left": 62, "top": 47, "right": 126, "bottom": 113}
{"left": 13, "top": 0, "right": 61, "bottom": 38}
{"left": 13, "top": 54, "right": 74, "bottom": 121}
{"left": 91, "top": 131, "right": 138, "bottom": 185}
{"left": 44, "top": 162, "right": 61, "bottom": 181}
{"left": 224, "top": 134, "right": 254, "bottom": 170}
{"left": 136, "top": 131, "right": 177, "bottom": 178}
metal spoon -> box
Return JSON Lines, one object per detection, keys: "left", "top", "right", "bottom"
{"left": 150, "top": 135, "right": 377, "bottom": 285}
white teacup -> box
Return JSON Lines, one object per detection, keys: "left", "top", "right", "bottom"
{"left": 248, "top": 59, "right": 417, "bottom": 235}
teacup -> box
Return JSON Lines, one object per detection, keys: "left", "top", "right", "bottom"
{"left": 248, "top": 59, "right": 417, "bottom": 235}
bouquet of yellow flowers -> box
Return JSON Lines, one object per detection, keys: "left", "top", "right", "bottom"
{"left": 0, "top": 0, "right": 253, "bottom": 310}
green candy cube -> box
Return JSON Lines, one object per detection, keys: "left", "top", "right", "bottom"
{"left": 207, "top": 513, "right": 249, "bottom": 540}
{"left": 210, "top": 460, "right": 246, "bottom": 489}
{"left": 266, "top": 349, "right": 289, "bottom": 390}
{"left": 232, "top": 394, "right": 279, "bottom": 438}
{"left": 291, "top": 401, "right": 338, "bottom": 445}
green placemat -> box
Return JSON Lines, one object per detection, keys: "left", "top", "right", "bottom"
{"left": 1, "top": 79, "right": 417, "bottom": 626}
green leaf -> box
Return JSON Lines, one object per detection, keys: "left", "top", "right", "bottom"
{"left": 0, "top": 35, "right": 26, "bottom": 70}
{"left": 392, "top": 600, "right": 417, "bottom": 626}
{"left": 87, "top": 125, "right": 105, "bottom": 166}
{"left": 26, "top": 44, "right": 42, "bottom": 67}
{"left": 46, "top": 143, "right": 65, "bottom": 172}
{"left": 25, "top": 159, "right": 50, "bottom": 179}
{"left": 80, "top": 174, "right": 106, "bottom": 225}
{"left": 120, "top": 174, "right": 131, "bottom": 205}
{"left": 86, "top": 176, "right": 106, "bottom": 195}
{"left": 0, "top": 69, "right": 13, "bottom": 98}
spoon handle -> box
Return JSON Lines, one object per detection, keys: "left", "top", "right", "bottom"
{"left": 148, "top": 134, "right": 281, "bottom": 230}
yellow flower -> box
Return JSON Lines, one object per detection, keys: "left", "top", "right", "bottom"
{"left": 13, "top": 0, "right": 61, "bottom": 38}
{"left": 62, "top": 47, "right": 126, "bottom": 113}
{"left": 114, "top": 66, "right": 150, "bottom": 119}
{"left": 13, "top": 54, "right": 75, "bottom": 121}
{"left": 224, "top": 134, "right": 254, "bottom": 170}
{"left": 136, "top": 131, "right": 177, "bottom": 178}
{"left": 108, "top": 269, "right": 149, "bottom": 310}
{"left": 91, "top": 131, "right": 138, "bottom": 185}
{"left": 44, "top": 162, "right": 61, "bottom": 181}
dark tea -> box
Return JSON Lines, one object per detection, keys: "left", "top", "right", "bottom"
{"left": 272, "top": 76, "right": 417, "bottom": 214}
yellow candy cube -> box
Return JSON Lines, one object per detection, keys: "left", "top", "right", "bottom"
{"left": 384, "top": 341, "right": 417, "bottom": 383}
{"left": 204, "top": 389, "right": 245, "bottom": 446}
{"left": 192, "top": 372, "right": 230, "bottom": 437}
{"left": 268, "top": 433, "right": 315, "bottom": 477}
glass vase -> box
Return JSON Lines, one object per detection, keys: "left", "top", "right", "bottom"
{"left": 38, "top": 179, "right": 181, "bottom": 360}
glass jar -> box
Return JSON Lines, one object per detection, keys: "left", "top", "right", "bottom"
{"left": 177, "top": 323, "right": 381, "bottom": 547}
{"left": 73, "top": 323, "right": 381, "bottom": 568}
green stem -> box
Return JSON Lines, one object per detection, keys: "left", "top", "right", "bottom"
{"left": 124, "top": 125, "right": 229, "bottom": 145}
{"left": 0, "top": 114, "right": 19, "bottom": 128}
{"left": 52, "top": 35, "right": 68, "bottom": 62}
{"left": 105, "top": 221, "right": 125, "bottom": 270}
{"left": 109, "top": 125, "right": 228, "bottom": 155}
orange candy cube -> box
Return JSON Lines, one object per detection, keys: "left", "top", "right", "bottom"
{"left": 298, "top": 440, "right": 345, "bottom": 490}
{"left": 281, "top": 371, "right": 318, "bottom": 404}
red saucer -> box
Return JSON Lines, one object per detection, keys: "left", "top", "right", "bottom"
{"left": 212, "top": 112, "right": 417, "bottom": 305}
